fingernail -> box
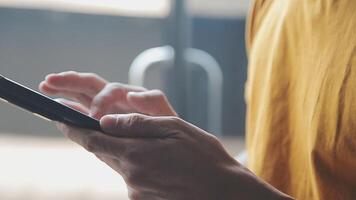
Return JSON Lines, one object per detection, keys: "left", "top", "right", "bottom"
{"left": 100, "top": 115, "right": 117, "bottom": 130}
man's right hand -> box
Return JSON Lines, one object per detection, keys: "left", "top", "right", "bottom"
{"left": 39, "top": 71, "right": 177, "bottom": 119}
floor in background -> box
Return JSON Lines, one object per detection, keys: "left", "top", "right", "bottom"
{"left": 0, "top": 133, "right": 244, "bottom": 200}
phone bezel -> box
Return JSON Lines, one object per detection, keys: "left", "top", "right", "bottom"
{"left": 0, "top": 74, "right": 101, "bottom": 131}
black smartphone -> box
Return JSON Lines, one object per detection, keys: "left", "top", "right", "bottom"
{"left": 0, "top": 74, "right": 101, "bottom": 131}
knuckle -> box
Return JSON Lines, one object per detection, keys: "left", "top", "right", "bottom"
{"left": 153, "top": 89, "right": 164, "bottom": 96}
{"left": 107, "top": 83, "right": 127, "bottom": 96}
{"left": 83, "top": 72, "right": 99, "bottom": 81}
{"left": 138, "top": 94, "right": 150, "bottom": 102}
{"left": 124, "top": 114, "right": 148, "bottom": 133}
{"left": 84, "top": 72, "right": 97, "bottom": 78}
{"left": 127, "top": 113, "right": 144, "bottom": 127}
{"left": 66, "top": 70, "right": 78, "bottom": 75}
{"left": 65, "top": 71, "right": 79, "bottom": 77}
{"left": 162, "top": 116, "right": 186, "bottom": 134}
{"left": 152, "top": 89, "right": 166, "bottom": 100}
{"left": 107, "top": 82, "right": 123, "bottom": 90}
{"left": 167, "top": 116, "right": 183, "bottom": 126}
{"left": 136, "top": 86, "right": 147, "bottom": 91}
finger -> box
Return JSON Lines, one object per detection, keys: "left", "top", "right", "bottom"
{"left": 44, "top": 71, "right": 107, "bottom": 97}
{"left": 100, "top": 113, "right": 178, "bottom": 138}
{"left": 56, "top": 123, "right": 127, "bottom": 157}
{"left": 39, "top": 81, "right": 61, "bottom": 94}
{"left": 40, "top": 81, "right": 93, "bottom": 107}
{"left": 127, "top": 90, "right": 177, "bottom": 116}
{"left": 55, "top": 98, "right": 90, "bottom": 115}
{"left": 90, "top": 83, "right": 146, "bottom": 119}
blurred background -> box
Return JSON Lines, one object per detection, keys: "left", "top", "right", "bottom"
{"left": 0, "top": 0, "right": 249, "bottom": 199}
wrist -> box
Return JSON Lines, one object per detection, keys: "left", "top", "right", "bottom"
{"left": 217, "top": 161, "right": 294, "bottom": 200}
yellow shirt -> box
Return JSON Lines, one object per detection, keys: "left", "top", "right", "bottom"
{"left": 246, "top": 0, "right": 356, "bottom": 199}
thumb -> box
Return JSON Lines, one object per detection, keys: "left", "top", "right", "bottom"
{"left": 127, "top": 90, "right": 177, "bottom": 116}
{"left": 100, "top": 113, "right": 170, "bottom": 138}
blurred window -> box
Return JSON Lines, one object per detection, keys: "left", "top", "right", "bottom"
{"left": 0, "top": 0, "right": 250, "bottom": 18}
{"left": 0, "top": 0, "right": 171, "bottom": 18}
{"left": 188, "top": 0, "right": 249, "bottom": 18}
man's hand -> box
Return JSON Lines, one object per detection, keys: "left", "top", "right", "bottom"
{"left": 57, "top": 113, "right": 292, "bottom": 200}
{"left": 41, "top": 71, "right": 292, "bottom": 199}
{"left": 39, "top": 71, "right": 177, "bottom": 119}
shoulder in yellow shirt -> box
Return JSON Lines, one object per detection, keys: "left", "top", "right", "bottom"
{"left": 246, "top": 0, "right": 356, "bottom": 199}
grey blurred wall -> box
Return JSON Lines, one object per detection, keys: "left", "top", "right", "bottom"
{"left": 190, "top": 17, "right": 247, "bottom": 136}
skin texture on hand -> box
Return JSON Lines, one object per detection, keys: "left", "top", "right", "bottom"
{"left": 56, "top": 114, "right": 292, "bottom": 200}
{"left": 40, "top": 71, "right": 293, "bottom": 200}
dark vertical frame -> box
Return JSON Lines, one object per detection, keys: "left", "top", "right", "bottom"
{"left": 165, "top": 0, "right": 191, "bottom": 118}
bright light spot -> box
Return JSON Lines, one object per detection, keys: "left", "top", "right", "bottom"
{"left": 0, "top": 0, "right": 171, "bottom": 18}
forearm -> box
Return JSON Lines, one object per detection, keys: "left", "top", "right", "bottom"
{"left": 219, "top": 163, "right": 294, "bottom": 200}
